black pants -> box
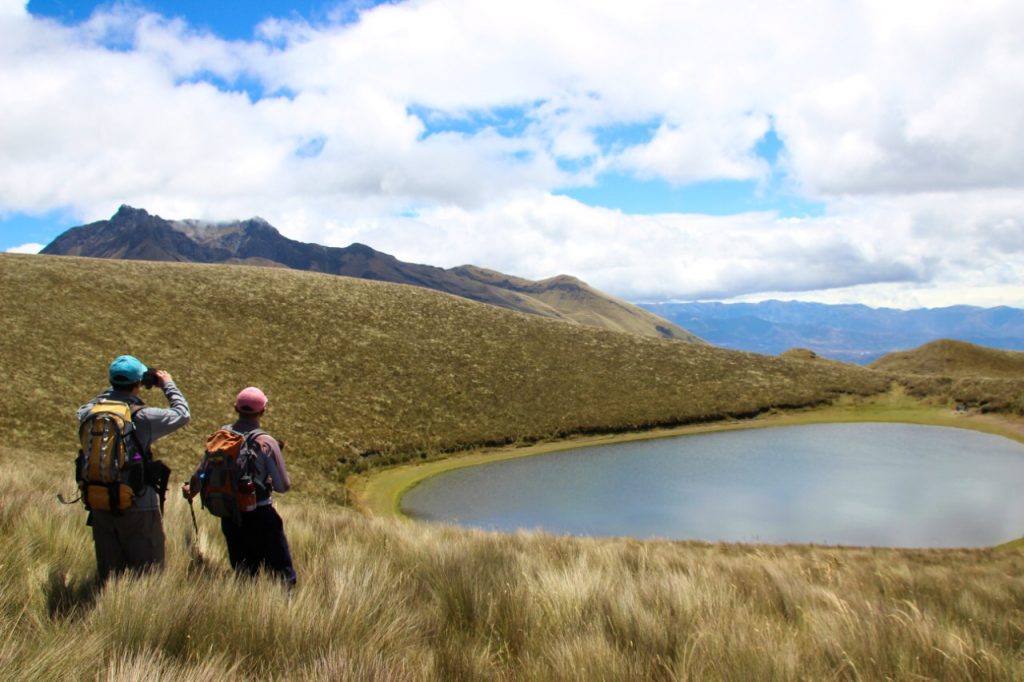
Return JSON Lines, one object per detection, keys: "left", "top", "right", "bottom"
{"left": 220, "top": 505, "right": 296, "bottom": 586}
{"left": 91, "top": 508, "right": 165, "bottom": 583}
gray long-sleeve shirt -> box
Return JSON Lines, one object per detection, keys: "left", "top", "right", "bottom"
{"left": 77, "top": 380, "right": 191, "bottom": 511}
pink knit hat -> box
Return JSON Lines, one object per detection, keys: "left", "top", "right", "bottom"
{"left": 235, "top": 386, "right": 268, "bottom": 414}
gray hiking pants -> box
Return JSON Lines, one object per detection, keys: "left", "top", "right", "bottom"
{"left": 90, "top": 509, "right": 165, "bottom": 582}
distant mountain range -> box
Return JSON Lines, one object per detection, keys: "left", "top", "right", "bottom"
{"left": 640, "top": 300, "right": 1024, "bottom": 364}
{"left": 42, "top": 206, "right": 701, "bottom": 343}
{"left": 43, "top": 206, "right": 1024, "bottom": 361}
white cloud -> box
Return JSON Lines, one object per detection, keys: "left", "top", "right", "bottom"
{"left": 317, "top": 190, "right": 1024, "bottom": 308}
{"left": 612, "top": 114, "right": 772, "bottom": 184}
{"left": 779, "top": 0, "right": 1024, "bottom": 196}
{"left": 5, "top": 242, "right": 43, "bottom": 254}
{"left": 1, "top": 0, "right": 1023, "bottom": 307}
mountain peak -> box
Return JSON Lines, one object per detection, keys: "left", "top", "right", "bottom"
{"left": 540, "top": 274, "right": 587, "bottom": 289}
{"left": 237, "top": 216, "right": 282, "bottom": 237}
{"left": 41, "top": 206, "right": 702, "bottom": 343}
{"left": 113, "top": 204, "right": 151, "bottom": 220}
{"left": 345, "top": 242, "right": 380, "bottom": 257}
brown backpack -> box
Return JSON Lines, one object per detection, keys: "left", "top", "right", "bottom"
{"left": 76, "top": 400, "right": 144, "bottom": 512}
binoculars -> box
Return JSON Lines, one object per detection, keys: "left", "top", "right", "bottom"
{"left": 141, "top": 369, "right": 160, "bottom": 389}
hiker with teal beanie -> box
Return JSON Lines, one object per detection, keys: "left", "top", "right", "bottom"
{"left": 76, "top": 355, "right": 190, "bottom": 582}
{"left": 183, "top": 386, "right": 296, "bottom": 587}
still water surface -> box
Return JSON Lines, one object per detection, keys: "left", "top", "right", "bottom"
{"left": 401, "top": 423, "right": 1024, "bottom": 547}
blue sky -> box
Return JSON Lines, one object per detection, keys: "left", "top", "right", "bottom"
{"left": 3, "top": 0, "right": 1023, "bottom": 307}
{"left": 7, "top": 4, "right": 817, "bottom": 250}
{"left": 28, "top": 0, "right": 355, "bottom": 39}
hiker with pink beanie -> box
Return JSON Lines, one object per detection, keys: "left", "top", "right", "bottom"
{"left": 184, "top": 386, "right": 296, "bottom": 586}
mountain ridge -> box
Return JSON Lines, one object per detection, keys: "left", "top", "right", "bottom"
{"left": 42, "top": 205, "right": 702, "bottom": 343}
{"left": 641, "top": 300, "right": 1024, "bottom": 363}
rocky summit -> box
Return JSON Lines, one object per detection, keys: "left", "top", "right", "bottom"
{"left": 42, "top": 205, "right": 702, "bottom": 342}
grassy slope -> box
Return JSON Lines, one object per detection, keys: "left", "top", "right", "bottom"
{"left": 5, "top": 254, "right": 1024, "bottom": 679}
{"left": 871, "top": 339, "right": 1024, "bottom": 378}
{"left": 451, "top": 265, "right": 704, "bottom": 342}
{"left": 0, "top": 253, "right": 889, "bottom": 497}
{"left": 871, "top": 340, "right": 1024, "bottom": 416}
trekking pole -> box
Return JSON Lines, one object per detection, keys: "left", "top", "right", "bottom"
{"left": 187, "top": 494, "right": 199, "bottom": 535}
{"left": 184, "top": 488, "right": 207, "bottom": 569}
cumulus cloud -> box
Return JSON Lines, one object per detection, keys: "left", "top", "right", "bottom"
{"left": 318, "top": 189, "right": 1024, "bottom": 307}
{"left": 777, "top": 1, "right": 1024, "bottom": 196}
{"left": 612, "top": 114, "right": 772, "bottom": 184}
{"left": 5, "top": 242, "right": 43, "bottom": 254}
{"left": 1, "top": 0, "right": 1023, "bottom": 306}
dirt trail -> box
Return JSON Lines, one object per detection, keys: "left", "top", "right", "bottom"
{"left": 963, "top": 411, "right": 1024, "bottom": 439}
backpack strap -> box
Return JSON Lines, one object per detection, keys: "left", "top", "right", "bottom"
{"left": 244, "top": 428, "right": 267, "bottom": 445}
{"left": 128, "top": 403, "right": 151, "bottom": 459}
{"left": 239, "top": 429, "right": 271, "bottom": 492}
{"left": 226, "top": 426, "right": 266, "bottom": 446}
{"left": 241, "top": 429, "right": 267, "bottom": 463}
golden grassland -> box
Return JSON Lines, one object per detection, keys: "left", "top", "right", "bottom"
{"left": 5, "top": 445, "right": 1024, "bottom": 681}
{"left": 4, "top": 253, "right": 1024, "bottom": 679}
{"left": 870, "top": 339, "right": 1024, "bottom": 379}
{"left": 867, "top": 340, "right": 1024, "bottom": 415}
{"left": 449, "top": 265, "right": 704, "bottom": 342}
{"left": 0, "top": 253, "right": 892, "bottom": 491}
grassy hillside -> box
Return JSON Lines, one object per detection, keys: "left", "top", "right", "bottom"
{"left": 871, "top": 340, "right": 1024, "bottom": 415}
{"left": 4, "top": 255, "right": 1024, "bottom": 679}
{"left": 778, "top": 347, "right": 853, "bottom": 366}
{"left": 871, "top": 339, "right": 1024, "bottom": 378}
{"left": 450, "top": 265, "right": 703, "bottom": 342}
{"left": 5, "top": 444, "right": 1024, "bottom": 680}
{"left": 0, "top": 254, "right": 889, "bottom": 498}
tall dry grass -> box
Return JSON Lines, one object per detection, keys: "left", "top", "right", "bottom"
{"left": 4, "top": 254, "right": 1022, "bottom": 679}
{"left": 895, "top": 374, "right": 1024, "bottom": 415}
{"left": 0, "top": 253, "right": 889, "bottom": 493}
{"left": 4, "top": 445, "right": 1023, "bottom": 681}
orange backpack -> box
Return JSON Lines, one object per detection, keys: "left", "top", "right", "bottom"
{"left": 193, "top": 429, "right": 264, "bottom": 523}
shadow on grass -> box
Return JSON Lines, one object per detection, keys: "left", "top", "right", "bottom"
{"left": 182, "top": 527, "right": 234, "bottom": 581}
{"left": 45, "top": 569, "right": 100, "bottom": 620}
{"left": 187, "top": 537, "right": 207, "bottom": 575}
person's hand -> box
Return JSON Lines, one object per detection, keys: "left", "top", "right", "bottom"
{"left": 181, "top": 482, "right": 192, "bottom": 500}
{"left": 155, "top": 369, "right": 173, "bottom": 387}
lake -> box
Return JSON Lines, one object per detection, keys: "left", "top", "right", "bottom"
{"left": 401, "top": 423, "right": 1024, "bottom": 547}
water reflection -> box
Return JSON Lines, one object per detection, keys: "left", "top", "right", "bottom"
{"left": 401, "top": 423, "right": 1024, "bottom": 547}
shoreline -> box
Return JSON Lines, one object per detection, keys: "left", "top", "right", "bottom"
{"left": 350, "top": 395, "right": 1024, "bottom": 523}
